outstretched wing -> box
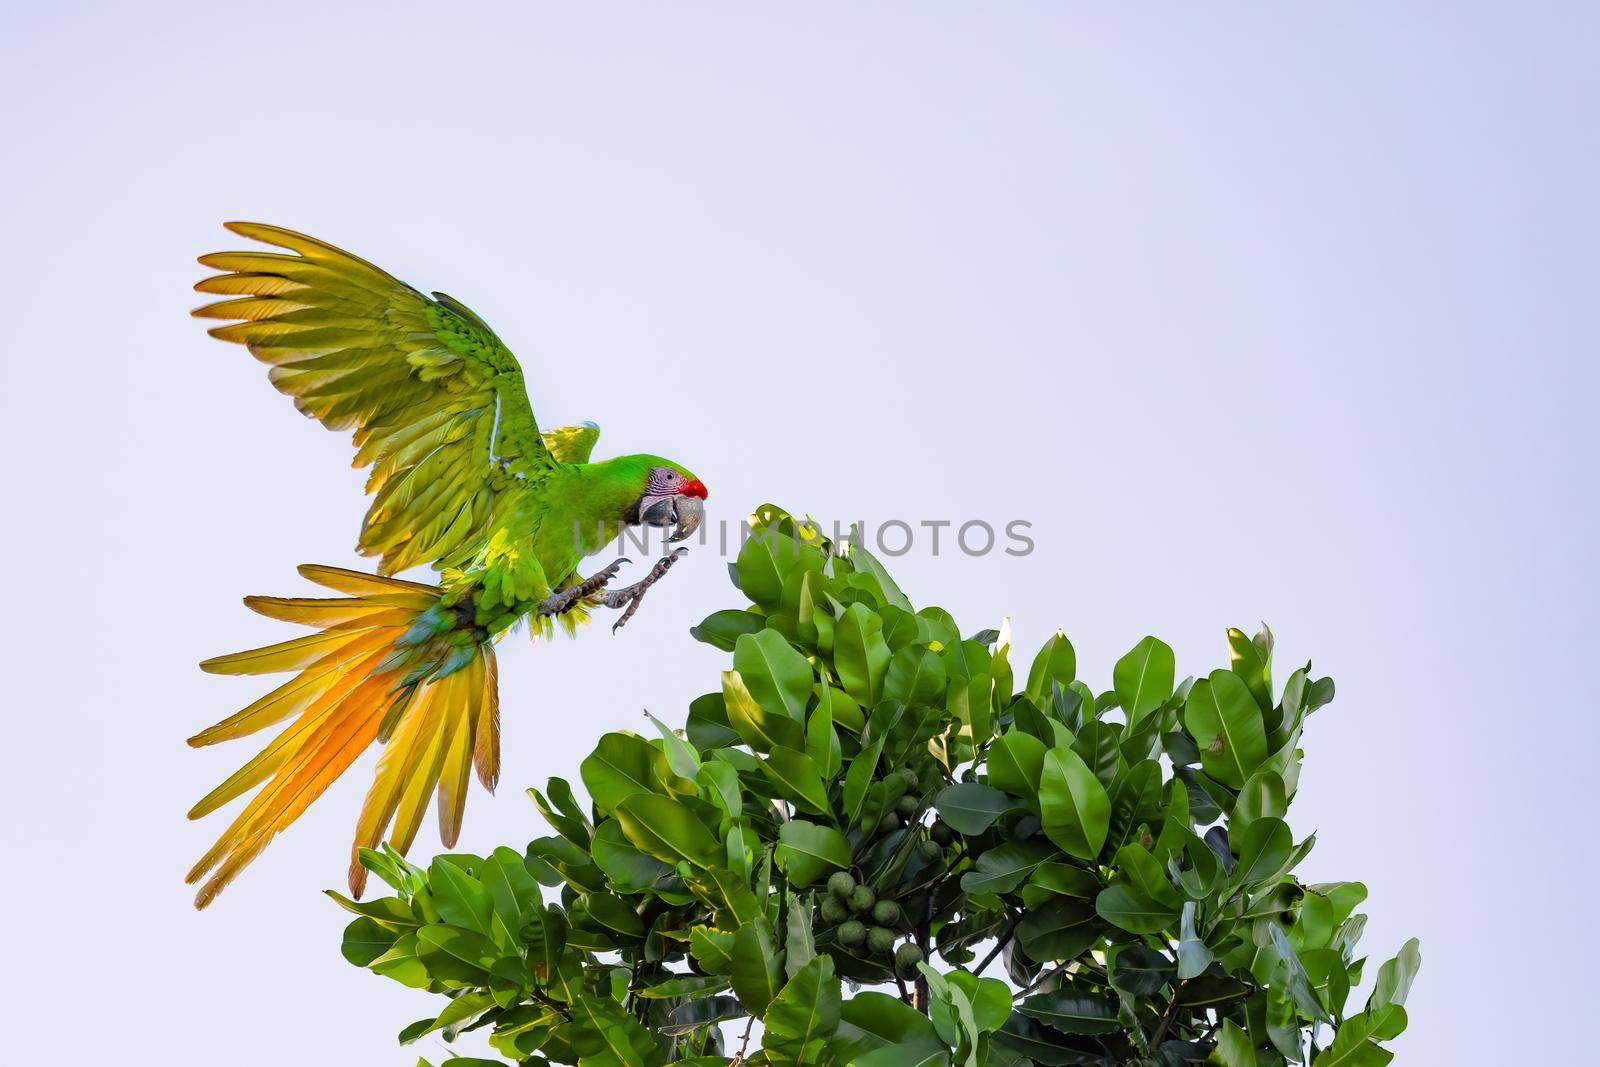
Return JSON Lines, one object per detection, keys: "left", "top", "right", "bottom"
{"left": 194, "top": 222, "right": 553, "bottom": 575}
{"left": 542, "top": 421, "right": 601, "bottom": 464}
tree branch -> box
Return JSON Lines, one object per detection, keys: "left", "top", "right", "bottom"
{"left": 729, "top": 1015, "right": 756, "bottom": 1067}
{"left": 1148, "top": 980, "right": 1190, "bottom": 1048}
{"left": 972, "top": 917, "right": 1017, "bottom": 977}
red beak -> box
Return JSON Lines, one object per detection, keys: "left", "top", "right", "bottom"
{"left": 681, "top": 478, "right": 709, "bottom": 500}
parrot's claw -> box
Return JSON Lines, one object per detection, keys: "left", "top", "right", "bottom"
{"left": 538, "top": 558, "right": 631, "bottom": 617}
{"left": 603, "top": 548, "right": 689, "bottom": 633}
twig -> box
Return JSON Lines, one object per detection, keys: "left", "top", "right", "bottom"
{"left": 973, "top": 919, "right": 1017, "bottom": 977}
{"left": 1148, "top": 980, "right": 1190, "bottom": 1048}
{"left": 914, "top": 889, "right": 934, "bottom": 1014}
{"left": 729, "top": 1015, "right": 756, "bottom": 1067}
{"left": 528, "top": 988, "right": 571, "bottom": 1021}
{"left": 1012, "top": 961, "right": 1069, "bottom": 1002}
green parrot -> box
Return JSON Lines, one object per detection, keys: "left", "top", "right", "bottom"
{"left": 184, "top": 223, "right": 708, "bottom": 908}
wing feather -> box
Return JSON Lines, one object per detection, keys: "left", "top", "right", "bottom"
{"left": 195, "top": 222, "right": 557, "bottom": 574}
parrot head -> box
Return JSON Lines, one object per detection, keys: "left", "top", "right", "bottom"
{"left": 618, "top": 456, "right": 708, "bottom": 542}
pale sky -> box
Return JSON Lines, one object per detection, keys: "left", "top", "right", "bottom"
{"left": 2, "top": 3, "right": 1594, "bottom": 1063}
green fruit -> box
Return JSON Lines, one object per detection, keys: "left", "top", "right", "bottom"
{"left": 867, "top": 926, "right": 897, "bottom": 954}
{"left": 896, "top": 795, "right": 920, "bottom": 817}
{"left": 917, "top": 839, "right": 943, "bottom": 861}
{"left": 837, "top": 920, "right": 867, "bottom": 948}
{"left": 872, "top": 900, "right": 902, "bottom": 927}
{"left": 820, "top": 896, "right": 849, "bottom": 925}
{"left": 848, "top": 885, "right": 876, "bottom": 914}
{"left": 894, "top": 943, "right": 925, "bottom": 975}
{"left": 878, "top": 812, "right": 901, "bottom": 834}
{"left": 895, "top": 768, "right": 919, "bottom": 790}
{"left": 827, "top": 871, "right": 857, "bottom": 900}
{"left": 930, "top": 821, "right": 955, "bottom": 846}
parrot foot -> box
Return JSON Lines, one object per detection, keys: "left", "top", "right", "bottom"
{"left": 538, "top": 558, "right": 630, "bottom": 617}
{"left": 601, "top": 548, "right": 689, "bottom": 633}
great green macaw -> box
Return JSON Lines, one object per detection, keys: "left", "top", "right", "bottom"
{"left": 185, "top": 223, "right": 708, "bottom": 908}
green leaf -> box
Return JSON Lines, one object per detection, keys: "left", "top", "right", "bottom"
{"left": 480, "top": 846, "right": 540, "bottom": 941}
{"left": 1025, "top": 631, "right": 1077, "bottom": 700}
{"left": 1176, "top": 900, "right": 1212, "bottom": 979}
{"left": 1112, "top": 843, "right": 1183, "bottom": 910}
{"left": 325, "top": 890, "right": 421, "bottom": 929}
{"left": 1232, "top": 816, "right": 1293, "bottom": 885}
{"left": 530, "top": 779, "right": 591, "bottom": 846}
{"left": 784, "top": 892, "right": 816, "bottom": 976}
{"left": 1038, "top": 747, "right": 1111, "bottom": 861}
{"left": 1182, "top": 670, "right": 1269, "bottom": 789}
{"left": 690, "top": 608, "right": 765, "bottom": 651}
{"left": 1095, "top": 884, "right": 1177, "bottom": 935}
{"left": 994, "top": 1016, "right": 1093, "bottom": 1066}
{"left": 415, "top": 924, "right": 499, "bottom": 983}
{"left": 1023, "top": 862, "right": 1102, "bottom": 904}
{"left": 1112, "top": 636, "right": 1175, "bottom": 728}
{"left": 946, "top": 971, "right": 1013, "bottom": 1035}
{"left": 760, "top": 746, "right": 834, "bottom": 817}
{"left": 736, "top": 531, "right": 789, "bottom": 608}
{"left": 817, "top": 682, "right": 865, "bottom": 733}
{"left": 566, "top": 992, "right": 658, "bottom": 1067}
{"left": 884, "top": 645, "right": 948, "bottom": 707}
{"left": 731, "top": 916, "right": 784, "bottom": 1014}
{"left": 1105, "top": 758, "right": 1162, "bottom": 853}
{"left": 1368, "top": 937, "right": 1422, "bottom": 1010}
{"left": 934, "top": 783, "right": 1016, "bottom": 835}
{"left": 427, "top": 856, "right": 494, "bottom": 936}
{"left": 764, "top": 955, "right": 841, "bottom": 1067}
{"left": 806, "top": 691, "right": 842, "bottom": 779}
{"left": 402, "top": 989, "right": 493, "bottom": 1043}
{"left": 1015, "top": 990, "right": 1121, "bottom": 1035}
{"left": 735, "top": 629, "right": 814, "bottom": 722}
{"left": 589, "top": 818, "right": 673, "bottom": 890}
{"left": 916, "top": 964, "right": 978, "bottom": 1059}
{"left": 775, "top": 820, "right": 852, "bottom": 886}
{"left": 986, "top": 729, "right": 1047, "bottom": 806}
{"left": 690, "top": 926, "right": 736, "bottom": 974}
{"left": 836, "top": 990, "right": 943, "bottom": 1055}
{"left": 367, "top": 933, "right": 430, "bottom": 989}
{"left": 686, "top": 691, "right": 740, "bottom": 750}
{"left": 1226, "top": 626, "right": 1274, "bottom": 711}
{"left": 1070, "top": 720, "right": 1121, "bottom": 786}
{"left": 637, "top": 973, "right": 729, "bottom": 999}
{"left": 1268, "top": 923, "right": 1333, "bottom": 1023}
{"left": 1017, "top": 898, "right": 1100, "bottom": 961}
{"left": 1231, "top": 767, "right": 1287, "bottom": 831}
{"left": 612, "top": 794, "right": 721, "bottom": 868}
{"left": 341, "top": 916, "right": 401, "bottom": 967}
{"left": 1214, "top": 1019, "right": 1256, "bottom": 1067}
{"left": 580, "top": 731, "right": 680, "bottom": 814}
{"left": 1108, "top": 945, "right": 1174, "bottom": 996}
{"left": 835, "top": 603, "right": 891, "bottom": 707}
{"left": 843, "top": 734, "right": 886, "bottom": 827}
{"left": 583, "top": 892, "right": 645, "bottom": 939}
{"left": 848, "top": 542, "right": 913, "bottom": 609}
{"left": 695, "top": 760, "right": 744, "bottom": 821}
{"left": 1315, "top": 1006, "right": 1408, "bottom": 1066}
{"left": 724, "top": 669, "right": 806, "bottom": 752}
{"left": 644, "top": 710, "right": 701, "bottom": 778}
{"left": 960, "top": 839, "right": 1057, "bottom": 895}
{"left": 852, "top": 1044, "right": 950, "bottom": 1067}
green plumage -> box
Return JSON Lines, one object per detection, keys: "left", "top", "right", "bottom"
{"left": 194, "top": 222, "right": 700, "bottom": 643}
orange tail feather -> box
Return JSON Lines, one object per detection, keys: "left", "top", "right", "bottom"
{"left": 187, "top": 567, "right": 499, "bottom": 908}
